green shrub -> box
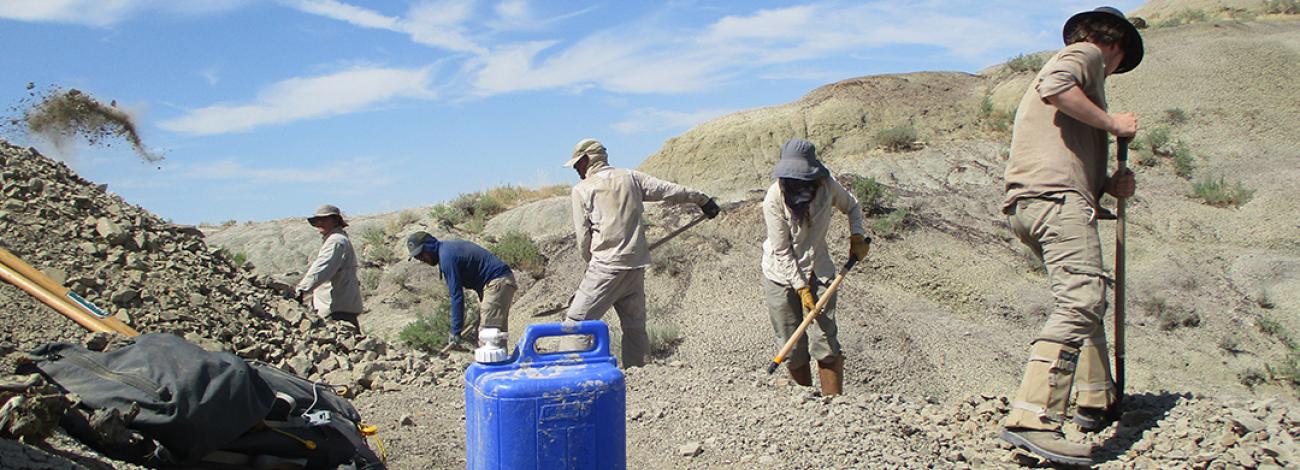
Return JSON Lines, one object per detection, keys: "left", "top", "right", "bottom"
{"left": 359, "top": 227, "right": 396, "bottom": 263}
{"left": 876, "top": 124, "right": 918, "bottom": 151}
{"left": 1169, "top": 145, "right": 1195, "bottom": 178}
{"left": 977, "top": 95, "right": 1015, "bottom": 133}
{"left": 386, "top": 210, "right": 419, "bottom": 236}
{"left": 872, "top": 207, "right": 911, "bottom": 238}
{"left": 429, "top": 184, "right": 570, "bottom": 233}
{"left": 1139, "top": 296, "right": 1201, "bottom": 331}
{"left": 429, "top": 203, "right": 464, "bottom": 228}
{"left": 1006, "top": 53, "right": 1046, "bottom": 73}
{"left": 1158, "top": 8, "right": 1210, "bottom": 27}
{"left": 231, "top": 252, "right": 248, "bottom": 267}
{"left": 647, "top": 320, "right": 683, "bottom": 357}
{"left": 1267, "top": 0, "right": 1300, "bottom": 14}
{"left": 1192, "top": 176, "right": 1253, "bottom": 207}
{"left": 359, "top": 268, "right": 381, "bottom": 291}
{"left": 1165, "top": 108, "right": 1188, "bottom": 126}
{"left": 843, "top": 174, "right": 894, "bottom": 215}
{"left": 489, "top": 231, "right": 544, "bottom": 272}
{"left": 1259, "top": 315, "right": 1287, "bottom": 340}
{"left": 398, "top": 298, "right": 480, "bottom": 351}
{"left": 1137, "top": 126, "right": 1172, "bottom": 153}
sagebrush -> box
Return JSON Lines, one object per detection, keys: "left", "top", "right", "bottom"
{"left": 399, "top": 298, "right": 481, "bottom": 351}
{"left": 1191, "top": 176, "right": 1253, "bottom": 207}
{"left": 430, "top": 184, "right": 568, "bottom": 232}
{"left": 876, "top": 124, "right": 918, "bottom": 151}
{"left": 489, "top": 231, "right": 545, "bottom": 272}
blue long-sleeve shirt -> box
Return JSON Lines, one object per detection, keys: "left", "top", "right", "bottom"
{"left": 428, "top": 238, "right": 513, "bottom": 336}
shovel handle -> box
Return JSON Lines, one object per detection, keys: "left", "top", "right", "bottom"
{"left": 1114, "top": 137, "right": 1130, "bottom": 401}
{"left": 767, "top": 257, "right": 858, "bottom": 373}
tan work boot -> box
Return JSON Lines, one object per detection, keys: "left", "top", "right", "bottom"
{"left": 787, "top": 363, "right": 812, "bottom": 387}
{"left": 817, "top": 356, "right": 843, "bottom": 396}
{"left": 1001, "top": 428, "right": 1093, "bottom": 467}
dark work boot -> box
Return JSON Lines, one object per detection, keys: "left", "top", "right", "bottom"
{"left": 1001, "top": 428, "right": 1093, "bottom": 467}
{"left": 787, "top": 363, "right": 812, "bottom": 387}
{"left": 1073, "top": 406, "right": 1117, "bottom": 433}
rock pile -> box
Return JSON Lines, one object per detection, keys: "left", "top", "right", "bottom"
{"left": 0, "top": 140, "right": 438, "bottom": 458}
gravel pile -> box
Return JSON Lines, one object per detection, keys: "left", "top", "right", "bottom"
{"left": 0, "top": 140, "right": 439, "bottom": 465}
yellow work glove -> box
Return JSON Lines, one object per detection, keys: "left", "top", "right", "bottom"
{"left": 849, "top": 234, "right": 871, "bottom": 261}
{"left": 796, "top": 286, "right": 817, "bottom": 312}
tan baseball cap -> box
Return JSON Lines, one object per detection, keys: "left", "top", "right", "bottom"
{"left": 564, "top": 138, "right": 607, "bottom": 168}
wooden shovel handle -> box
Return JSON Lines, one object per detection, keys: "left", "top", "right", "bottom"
{"left": 767, "top": 257, "right": 859, "bottom": 374}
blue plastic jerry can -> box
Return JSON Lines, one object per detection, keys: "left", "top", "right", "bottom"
{"left": 465, "top": 320, "right": 626, "bottom": 470}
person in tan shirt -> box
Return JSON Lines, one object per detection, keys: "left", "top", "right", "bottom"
{"left": 761, "top": 138, "right": 869, "bottom": 396}
{"left": 295, "top": 204, "right": 364, "bottom": 332}
{"left": 561, "top": 138, "right": 719, "bottom": 368}
{"left": 999, "top": 7, "right": 1142, "bottom": 466}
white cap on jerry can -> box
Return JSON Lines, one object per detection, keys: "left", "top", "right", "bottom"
{"left": 474, "top": 328, "right": 509, "bottom": 363}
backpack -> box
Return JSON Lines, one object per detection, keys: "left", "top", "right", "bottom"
{"left": 30, "top": 333, "right": 384, "bottom": 469}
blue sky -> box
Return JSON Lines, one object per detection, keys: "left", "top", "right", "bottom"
{"left": 0, "top": 0, "right": 1139, "bottom": 224}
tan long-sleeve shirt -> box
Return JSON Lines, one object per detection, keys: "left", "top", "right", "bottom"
{"left": 762, "top": 176, "right": 866, "bottom": 289}
{"left": 296, "top": 228, "right": 364, "bottom": 316}
{"left": 571, "top": 163, "right": 709, "bottom": 271}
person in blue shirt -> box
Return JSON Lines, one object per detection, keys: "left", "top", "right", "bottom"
{"left": 406, "top": 231, "right": 517, "bottom": 349}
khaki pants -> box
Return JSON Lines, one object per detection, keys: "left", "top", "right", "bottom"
{"left": 763, "top": 277, "right": 841, "bottom": 368}
{"left": 563, "top": 266, "right": 648, "bottom": 367}
{"left": 1004, "top": 193, "right": 1116, "bottom": 430}
{"left": 480, "top": 273, "right": 517, "bottom": 333}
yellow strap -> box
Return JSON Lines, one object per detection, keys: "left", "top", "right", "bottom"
{"left": 265, "top": 423, "right": 317, "bottom": 450}
{"left": 360, "top": 423, "right": 387, "bottom": 463}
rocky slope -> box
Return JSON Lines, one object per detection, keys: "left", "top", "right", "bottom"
{"left": 3, "top": 3, "right": 1299, "bottom": 469}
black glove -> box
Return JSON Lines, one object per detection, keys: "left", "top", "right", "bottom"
{"left": 701, "top": 198, "right": 721, "bottom": 219}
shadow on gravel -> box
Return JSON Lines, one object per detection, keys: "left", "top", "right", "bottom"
{"left": 1092, "top": 391, "right": 1188, "bottom": 464}
{"left": 0, "top": 438, "right": 115, "bottom": 470}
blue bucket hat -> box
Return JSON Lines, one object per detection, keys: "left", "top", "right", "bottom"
{"left": 772, "top": 139, "right": 827, "bottom": 181}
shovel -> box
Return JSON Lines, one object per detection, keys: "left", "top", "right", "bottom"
{"left": 766, "top": 253, "right": 863, "bottom": 374}
{"left": 1113, "top": 137, "right": 1130, "bottom": 408}
{"left": 0, "top": 247, "right": 139, "bottom": 336}
{"left": 530, "top": 213, "right": 710, "bottom": 318}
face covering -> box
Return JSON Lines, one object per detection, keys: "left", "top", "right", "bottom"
{"left": 780, "top": 177, "right": 818, "bottom": 226}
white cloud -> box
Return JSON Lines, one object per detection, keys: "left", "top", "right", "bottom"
{"left": 0, "top": 0, "right": 141, "bottom": 26}
{"left": 198, "top": 65, "right": 221, "bottom": 85}
{"left": 0, "top": 0, "right": 245, "bottom": 26}
{"left": 611, "top": 107, "right": 736, "bottom": 134}
{"left": 159, "top": 65, "right": 434, "bottom": 135}
{"left": 286, "top": 0, "right": 486, "bottom": 54}
{"left": 465, "top": 1, "right": 1037, "bottom": 97}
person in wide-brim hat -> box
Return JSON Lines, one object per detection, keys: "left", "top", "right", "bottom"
{"left": 1063, "top": 6, "right": 1143, "bottom": 74}
{"left": 997, "top": 6, "right": 1143, "bottom": 467}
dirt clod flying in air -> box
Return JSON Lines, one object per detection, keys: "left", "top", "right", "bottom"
{"left": 16, "top": 87, "right": 163, "bottom": 162}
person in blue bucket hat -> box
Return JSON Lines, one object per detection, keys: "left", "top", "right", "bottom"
{"left": 761, "top": 138, "right": 870, "bottom": 397}
{"left": 406, "top": 231, "right": 517, "bottom": 350}
{"left": 999, "top": 6, "right": 1143, "bottom": 466}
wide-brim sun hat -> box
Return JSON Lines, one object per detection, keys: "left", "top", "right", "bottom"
{"left": 564, "top": 138, "right": 607, "bottom": 168}
{"left": 772, "top": 139, "right": 827, "bottom": 181}
{"left": 1063, "top": 6, "right": 1143, "bottom": 74}
{"left": 307, "top": 204, "right": 347, "bottom": 227}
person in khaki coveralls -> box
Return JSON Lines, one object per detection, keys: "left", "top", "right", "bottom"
{"left": 761, "top": 139, "right": 870, "bottom": 396}
{"left": 295, "top": 204, "right": 364, "bottom": 332}
{"left": 561, "top": 138, "right": 719, "bottom": 368}
{"left": 999, "top": 7, "right": 1143, "bottom": 466}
